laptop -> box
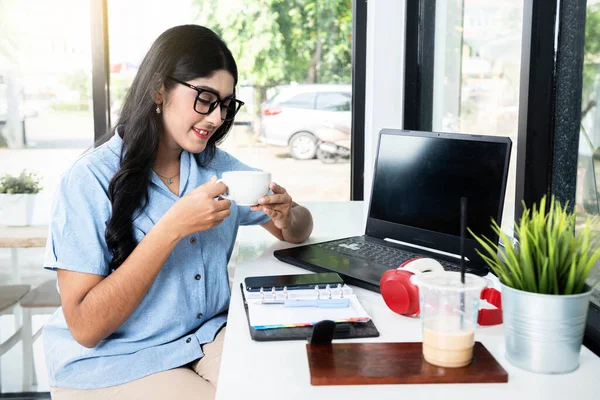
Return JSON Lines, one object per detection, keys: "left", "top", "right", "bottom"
{"left": 274, "top": 129, "right": 512, "bottom": 293}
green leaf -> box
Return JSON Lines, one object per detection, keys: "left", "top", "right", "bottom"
{"left": 519, "top": 225, "right": 538, "bottom": 292}
{"left": 575, "top": 241, "right": 600, "bottom": 293}
{"left": 564, "top": 254, "right": 578, "bottom": 295}
{"left": 539, "top": 256, "right": 549, "bottom": 294}
{"left": 496, "top": 224, "right": 523, "bottom": 284}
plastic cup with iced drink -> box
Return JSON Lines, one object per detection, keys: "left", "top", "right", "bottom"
{"left": 412, "top": 271, "right": 486, "bottom": 368}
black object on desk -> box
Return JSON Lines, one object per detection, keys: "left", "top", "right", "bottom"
{"left": 308, "top": 320, "right": 337, "bottom": 344}
{"left": 244, "top": 272, "right": 344, "bottom": 292}
{"left": 240, "top": 284, "right": 380, "bottom": 341}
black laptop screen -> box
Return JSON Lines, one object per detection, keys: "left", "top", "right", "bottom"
{"left": 369, "top": 132, "right": 509, "bottom": 240}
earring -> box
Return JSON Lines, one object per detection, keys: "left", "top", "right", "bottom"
{"left": 155, "top": 104, "right": 161, "bottom": 114}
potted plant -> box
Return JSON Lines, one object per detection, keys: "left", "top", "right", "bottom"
{"left": 469, "top": 196, "right": 600, "bottom": 374}
{"left": 0, "top": 170, "right": 42, "bottom": 226}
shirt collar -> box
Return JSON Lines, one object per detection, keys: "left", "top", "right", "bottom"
{"left": 106, "top": 128, "right": 124, "bottom": 157}
{"left": 179, "top": 151, "right": 191, "bottom": 196}
{"left": 108, "top": 127, "right": 192, "bottom": 198}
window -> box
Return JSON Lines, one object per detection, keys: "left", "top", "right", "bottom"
{"left": 0, "top": 0, "right": 95, "bottom": 393}
{"left": 431, "top": 0, "right": 523, "bottom": 234}
{"left": 107, "top": 0, "right": 354, "bottom": 201}
{"left": 578, "top": 1, "right": 600, "bottom": 308}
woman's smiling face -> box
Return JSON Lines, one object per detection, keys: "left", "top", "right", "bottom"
{"left": 160, "top": 69, "right": 235, "bottom": 153}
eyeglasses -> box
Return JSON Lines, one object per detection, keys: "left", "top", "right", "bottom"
{"left": 168, "top": 77, "right": 244, "bottom": 122}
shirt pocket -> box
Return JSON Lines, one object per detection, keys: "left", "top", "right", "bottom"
{"left": 132, "top": 212, "right": 155, "bottom": 242}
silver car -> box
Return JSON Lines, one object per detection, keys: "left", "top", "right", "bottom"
{"left": 259, "top": 84, "right": 352, "bottom": 160}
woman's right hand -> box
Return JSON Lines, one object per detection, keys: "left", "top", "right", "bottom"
{"left": 161, "top": 176, "right": 231, "bottom": 239}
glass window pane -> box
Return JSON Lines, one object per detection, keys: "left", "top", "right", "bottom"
{"left": 0, "top": 0, "right": 94, "bottom": 393}
{"left": 432, "top": 0, "right": 523, "bottom": 234}
{"left": 0, "top": 1, "right": 94, "bottom": 151}
{"left": 107, "top": 0, "right": 353, "bottom": 202}
{"left": 578, "top": 1, "right": 600, "bottom": 309}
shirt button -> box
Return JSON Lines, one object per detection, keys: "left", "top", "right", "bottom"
{"left": 190, "top": 237, "right": 197, "bottom": 244}
{"left": 186, "top": 337, "right": 191, "bottom": 343}
{"left": 197, "top": 313, "right": 203, "bottom": 319}
{"left": 195, "top": 274, "right": 201, "bottom": 280}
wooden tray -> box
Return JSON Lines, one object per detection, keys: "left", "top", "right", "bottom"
{"left": 306, "top": 342, "right": 508, "bottom": 385}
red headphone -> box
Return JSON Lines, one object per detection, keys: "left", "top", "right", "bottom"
{"left": 380, "top": 258, "right": 503, "bottom": 325}
{"left": 380, "top": 258, "right": 444, "bottom": 317}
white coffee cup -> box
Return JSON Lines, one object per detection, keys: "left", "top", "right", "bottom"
{"left": 217, "top": 171, "right": 271, "bottom": 206}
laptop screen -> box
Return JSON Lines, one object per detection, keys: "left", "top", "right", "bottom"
{"left": 368, "top": 130, "right": 511, "bottom": 253}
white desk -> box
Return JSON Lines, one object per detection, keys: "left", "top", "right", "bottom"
{"left": 217, "top": 201, "right": 600, "bottom": 400}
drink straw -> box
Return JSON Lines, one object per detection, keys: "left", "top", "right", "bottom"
{"left": 460, "top": 197, "right": 467, "bottom": 330}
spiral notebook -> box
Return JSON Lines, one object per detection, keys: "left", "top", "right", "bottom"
{"left": 240, "top": 284, "right": 379, "bottom": 341}
{"left": 244, "top": 286, "right": 370, "bottom": 329}
{"left": 240, "top": 275, "right": 379, "bottom": 341}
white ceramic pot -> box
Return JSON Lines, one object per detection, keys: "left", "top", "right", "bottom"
{"left": 0, "top": 193, "right": 37, "bottom": 226}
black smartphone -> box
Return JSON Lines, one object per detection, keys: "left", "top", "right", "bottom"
{"left": 244, "top": 273, "right": 344, "bottom": 292}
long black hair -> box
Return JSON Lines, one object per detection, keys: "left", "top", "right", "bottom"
{"left": 98, "top": 25, "right": 238, "bottom": 270}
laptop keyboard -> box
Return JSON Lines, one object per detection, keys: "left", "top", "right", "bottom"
{"left": 316, "top": 238, "right": 470, "bottom": 273}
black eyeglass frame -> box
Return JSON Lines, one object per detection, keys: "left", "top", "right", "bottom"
{"left": 167, "top": 76, "right": 244, "bottom": 121}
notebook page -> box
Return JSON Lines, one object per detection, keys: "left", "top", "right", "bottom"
{"left": 247, "top": 294, "right": 371, "bottom": 329}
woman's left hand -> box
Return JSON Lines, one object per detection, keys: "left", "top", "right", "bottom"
{"left": 251, "top": 182, "right": 294, "bottom": 230}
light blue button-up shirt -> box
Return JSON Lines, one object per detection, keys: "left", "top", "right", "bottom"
{"left": 42, "top": 132, "right": 270, "bottom": 389}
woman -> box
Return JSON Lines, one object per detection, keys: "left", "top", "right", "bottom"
{"left": 43, "top": 25, "right": 313, "bottom": 399}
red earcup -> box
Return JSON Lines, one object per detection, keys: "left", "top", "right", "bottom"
{"left": 478, "top": 287, "right": 503, "bottom": 326}
{"left": 380, "top": 270, "right": 410, "bottom": 314}
{"left": 380, "top": 269, "right": 420, "bottom": 317}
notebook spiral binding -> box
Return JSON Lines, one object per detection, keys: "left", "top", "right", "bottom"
{"left": 244, "top": 284, "right": 354, "bottom": 302}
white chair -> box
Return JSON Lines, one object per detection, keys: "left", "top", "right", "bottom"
{"left": 20, "top": 279, "right": 61, "bottom": 390}
{"left": 0, "top": 284, "right": 30, "bottom": 392}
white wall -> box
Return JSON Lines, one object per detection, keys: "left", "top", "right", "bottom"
{"left": 363, "top": 0, "right": 406, "bottom": 209}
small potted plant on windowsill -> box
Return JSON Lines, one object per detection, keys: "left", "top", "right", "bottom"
{"left": 0, "top": 170, "right": 43, "bottom": 226}
{"left": 469, "top": 196, "right": 600, "bottom": 374}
